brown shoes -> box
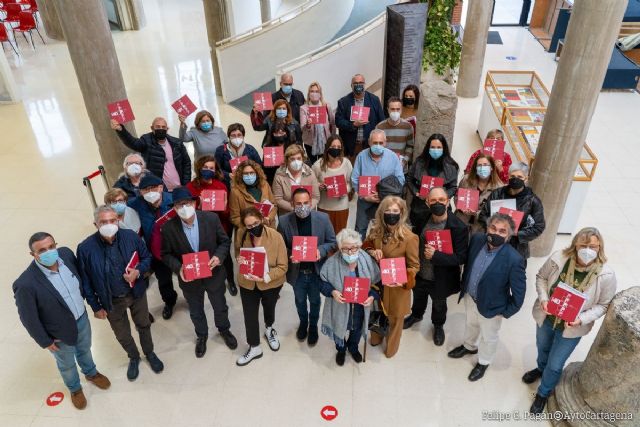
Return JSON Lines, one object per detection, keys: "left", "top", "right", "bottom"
{"left": 85, "top": 372, "right": 111, "bottom": 390}
{"left": 70, "top": 389, "right": 87, "bottom": 410}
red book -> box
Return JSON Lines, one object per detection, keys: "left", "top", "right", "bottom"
{"left": 498, "top": 207, "right": 525, "bottom": 232}
{"left": 418, "top": 176, "right": 445, "bottom": 198}
{"left": 342, "top": 277, "right": 371, "bottom": 304}
{"left": 456, "top": 188, "right": 480, "bottom": 212}
{"left": 253, "top": 202, "right": 273, "bottom": 217}
{"left": 350, "top": 105, "right": 370, "bottom": 122}
{"left": 107, "top": 99, "right": 135, "bottom": 124}
{"left": 324, "top": 175, "right": 348, "bottom": 198}
{"left": 155, "top": 209, "right": 177, "bottom": 228}
{"left": 380, "top": 257, "right": 408, "bottom": 286}
{"left": 483, "top": 139, "right": 506, "bottom": 162}
{"left": 238, "top": 248, "right": 267, "bottom": 277}
{"left": 263, "top": 146, "right": 284, "bottom": 167}
{"left": 200, "top": 189, "right": 226, "bottom": 212}
{"left": 253, "top": 92, "right": 273, "bottom": 111}
{"left": 358, "top": 176, "right": 380, "bottom": 197}
{"left": 425, "top": 229, "right": 453, "bottom": 255}
{"left": 125, "top": 251, "right": 139, "bottom": 287}
{"left": 291, "top": 236, "right": 318, "bottom": 262}
{"left": 291, "top": 185, "right": 313, "bottom": 196}
{"left": 229, "top": 155, "right": 249, "bottom": 172}
{"left": 547, "top": 283, "right": 587, "bottom": 323}
{"left": 171, "top": 94, "right": 197, "bottom": 117}
{"left": 307, "top": 106, "right": 328, "bottom": 125}
{"left": 181, "top": 251, "right": 212, "bottom": 281}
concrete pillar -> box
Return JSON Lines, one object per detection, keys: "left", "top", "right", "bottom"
{"left": 203, "top": 0, "right": 231, "bottom": 95}
{"left": 260, "top": 0, "right": 272, "bottom": 23}
{"left": 456, "top": 0, "right": 494, "bottom": 98}
{"left": 35, "top": 0, "right": 64, "bottom": 40}
{"left": 529, "top": 0, "right": 627, "bottom": 257}
{"left": 53, "top": 0, "right": 135, "bottom": 185}
{"left": 548, "top": 287, "right": 640, "bottom": 427}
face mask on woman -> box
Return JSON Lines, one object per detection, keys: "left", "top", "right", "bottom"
{"left": 230, "top": 138, "right": 243, "bottom": 148}
{"left": 309, "top": 92, "right": 321, "bottom": 103}
{"left": 276, "top": 109, "right": 287, "bottom": 119}
{"left": 110, "top": 201, "right": 127, "bottom": 216}
{"left": 200, "top": 122, "right": 212, "bottom": 132}
{"left": 200, "top": 169, "right": 215, "bottom": 180}
{"left": 429, "top": 148, "right": 443, "bottom": 160}
{"left": 127, "top": 163, "right": 142, "bottom": 177}
{"left": 383, "top": 212, "right": 401, "bottom": 226}
{"left": 342, "top": 252, "right": 359, "bottom": 264}
{"left": 289, "top": 159, "right": 303, "bottom": 172}
{"left": 577, "top": 248, "right": 598, "bottom": 265}
{"left": 476, "top": 165, "right": 491, "bottom": 179}
{"left": 243, "top": 173, "right": 257, "bottom": 186}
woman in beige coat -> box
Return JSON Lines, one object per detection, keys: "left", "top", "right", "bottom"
{"left": 271, "top": 144, "right": 320, "bottom": 216}
{"left": 229, "top": 160, "right": 277, "bottom": 234}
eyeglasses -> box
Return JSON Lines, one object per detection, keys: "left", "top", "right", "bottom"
{"left": 340, "top": 246, "right": 359, "bottom": 255}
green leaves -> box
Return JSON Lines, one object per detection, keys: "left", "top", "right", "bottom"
{"left": 421, "top": 0, "right": 462, "bottom": 76}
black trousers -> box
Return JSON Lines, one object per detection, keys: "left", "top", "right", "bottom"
{"left": 239, "top": 285, "right": 282, "bottom": 347}
{"left": 151, "top": 258, "right": 178, "bottom": 306}
{"left": 223, "top": 254, "right": 235, "bottom": 287}
{"left": 106, "top": 293, "right": 154, "bottom": 359}
{"left": 411, "top": 277, "right": 448, "bottom": 326}
{"left": 180, "top": 276, "right": 230, "bottom": 338}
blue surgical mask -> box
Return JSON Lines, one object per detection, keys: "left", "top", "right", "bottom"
{"left": 282, "top": 85, "right": 293, "bottom": 95}
{"left": 243, "top": 173, "right": 257, "bottom": 186}
{"left": 342, "top": 252, "right": 359, "bottom": 264}
{"left": 429, "top": 148, "right": 443, "bottom": 160}
{"left": 38, "top": 249, "right": 59, "bottom": 267}
{"left": 275, "top": 109, "right": 287, "bottom": 119}
{"left": 370, "top": 144, "right": 384, "bottom": 156}
{"left": 110, "top": 201, "right": 127, "bottom": 215}
{"left": 476, "top": 165, "right": 491, "bottom": 179}
{"left": 200, "top": 122, "right": 212, "bottom": 132}
{"left": 200, "top": 169, "right": 216, "bottom": 180}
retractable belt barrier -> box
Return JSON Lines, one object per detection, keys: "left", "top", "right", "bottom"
{"left": 82, "top": 165, "right": 109, "bottom": 209}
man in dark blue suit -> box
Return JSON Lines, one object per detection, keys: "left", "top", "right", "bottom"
{"left": 447, "top": 213, "right": 526, "bottom": 381}
{"left": 13, "top": 232, "right": 111, "bottom": 410}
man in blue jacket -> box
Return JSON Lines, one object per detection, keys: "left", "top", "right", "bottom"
{"left": 448, "top": 213, "right": 526, "bottom": 381}
{"left": 77, "top": 205, "right": 164, "bottom": 381}
{"left": 13, "top": 232, "right": 111, "bottom": 410}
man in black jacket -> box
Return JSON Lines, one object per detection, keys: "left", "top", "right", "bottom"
{"left": 110, "top": 116, "right": 192, "bottom": 192}
{"left": 404, "top": 187, "right": 469, "bottom": 346}
{"left": 272, "top": 73, "right": 305, "bottom": 123}
{"left": 13, "top": 232, "right": 111, "bottom": 410}
{"left": 161, "top": 187, "right": 238, "bottom": 358}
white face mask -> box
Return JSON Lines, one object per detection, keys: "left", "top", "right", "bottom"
{"left": 177, "top": 205, "right": 196, "bottom": 220}
{"left": 289, "top": 159, "right": 303, "bottom": 172}
{"left": 143, "top": 191, "right": 161, "bottom": 204}
{"left": 230, "top": 138, "right": 244, "bottom": 147}
{"left": 577, "top": 248, "right": 598, "bottom": 265}
{"left": 99, "top": 223, "right": 118, "bottom": 238}
{"left": 389, "top": 111, "right": 401, "bottom": 122}
{"left": 126, "top": 163, "right": 142, "bottom": 176}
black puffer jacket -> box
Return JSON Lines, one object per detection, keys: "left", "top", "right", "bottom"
{"left": 115, "top": 127, "right": 191, "bottom": 186}
{"left": 478, "top": 186, "right": 545, "bottom": 259}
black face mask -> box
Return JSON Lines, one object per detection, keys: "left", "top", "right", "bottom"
{"left": 487, "top": 233, "right": 506, "bottom": 247}
{"left": 429, "top": 202, "right": 447, "bottom": 216}
{"left": 248, "top": 224, "right": 264, "bottom": 238}
{"left": 328, "top": 148, "right": 342, "bottom": 158}
{"left": 153, "top": 129, "right": 167, "bottom": 141}
{"left": 272, "top": 135, "right": 287, "bottom": 144}
{"left": 353, "top": 84, "right": 365, "bottom": 95}
{"left": 508, "top": 177, "right": 525, "bottom": 190}
{"left": 402, "top": 97, "right": 415, "bottom": 107}
{"left": 383, "top": 213, "right": 401, "bottom": 226}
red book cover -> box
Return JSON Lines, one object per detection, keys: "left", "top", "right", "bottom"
{"left": 238, "top": 248, "right": 266, "bottom": 277}
{"left": 350, "top": 105, "right": 370, "bottom": 122}
{"left": 547, "top": 282, "right": 587, "bottom": 323}
{"left": 307, "top": 106, "right": 328, "bottom": 125}
{"left": 181, "top": 251, "right": 212, "bottom": 281}
{"left": 200, "top": 189, "right": 226, "bottom": 212}
{"left": 291, "top": 236, "right": 318, "bottom": 262}
{"left": 125, "top": 251, "right": 139, "bottom": 287}
{"left": 291, "top": 185, "right": 313, "bottom": 196}
{"left": 342, "top": 276, "right": 371, "bottom": 304}
{"left": 229, "top": 155, "right": 249, "bottom": 172}
{"left": 171, "top": 94, "right": 197, "bottom": 117}
{"left": 155, "top": 209, "right": 177, "bottom": 228}
{"left": 456, "top": 188, "right": 480, "bottom": 212}
{"left": 498, "top": 207, "right": 525, "bottom": 232}
{"left": 425, "top": 229, "right": 453, "bottom": 255}
{"left": 253, "top": 202, "right": 273, "bottom": 217}
{"left": 483, "top": 139, "right": 506, "bottom": 162}
{"left": 324, "top": 175, "right": 348, "bottom": 198}
{"left": 380, "top": 257, "right": 408, "bottom": 286}
{"left": 418, "top": 176, "right": 445, "bottom": 198}
{"left": 358, "top": 176, "right": 380, "bottom": 197}
{"left": 107, "top": 99, "right": 135, "bottom": 124}
{"left": 253, "top": 92, "right": 273, "bottom": 111}
{"left": 263, "top": 146, "right": 284, "bottom": 167}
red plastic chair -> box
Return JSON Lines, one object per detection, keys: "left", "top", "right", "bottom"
{"left": 14, "top": 10, "right": 44, "bottom": 49}
{"left": 4, "top": 3, "right": 21, "bottom": 26}
{"left": 0, "top": 23, "right": 19, "bottom": 55}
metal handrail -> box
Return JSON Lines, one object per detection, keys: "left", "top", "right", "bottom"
{"left": 216, "top": 0, "right": 320, "bottom": 49}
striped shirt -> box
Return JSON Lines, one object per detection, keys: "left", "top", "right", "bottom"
{"left": 375, "top": 118, "right": 415, "bottom": 160}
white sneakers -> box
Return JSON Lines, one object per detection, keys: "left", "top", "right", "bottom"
{"left": 265, "top": 327, "right": 280, "bottom": 351}
{"left": 236, "top": 346, "right": 263, "bottom": 366}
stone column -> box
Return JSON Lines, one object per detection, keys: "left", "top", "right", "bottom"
{"left": 53, "top": 0, "right": 135, "bottom": 185}
{"left": 35, "top": 0, "right": 64, "bottom": 40}
{"left": 203, "top": 0, "right": 231, "bottom": 95}
{"left": 260, "top": 0, "right": 272, "bottom": 23}
{"left": 414, "top": 71, "right": 457, "bottom": 158}
{"left": 456, "top": 0, "right": 494, "bottom": 98}
{"left": 529, "top": 0, "right": 627, "bottom": 257}
{"left": 548, "top": 287, "right": 640, "bottom": 427}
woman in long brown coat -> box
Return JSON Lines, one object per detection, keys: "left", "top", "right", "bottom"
{"left": 363, "top": 196, "right": 420, "bottom": 358}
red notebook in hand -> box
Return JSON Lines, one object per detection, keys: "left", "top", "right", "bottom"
{"left": 263, "top": 146, "right": 284, "bottom": 167}
{"left": 483, "top": 139, "right": 506, "bottom": 162}
{"left": 358, "top": 176, "right": 380, "bottom": 197}
{"left": 253, "top": 92, "right": 273, "bottom": 111}
{"left": 291, "top": 236, "right": 318, "bottom": 262}
{"left": 324, "top": 175, "right": 348, "bottom": 198}
{"left": 380, "top": 257, "right": 408, "bottom": 286}
{"left": 498, "top": 207, "right": 525, "bottom": 232}
{"left": 182, "top": 251, "right": 212, "bottom": 281}
{"left": 253, "top": 202, "right": 273, "bottom": 217}
{"left": 108, "top": 99, "right": 135, "bottom": 124}
{"left": 229, "top": 156, "right": 249, "bottom": 172}
{"left": 418, "top": 176, "right": 445, "bottom": 198}
{"left": 456, "top": 188, "right": 480, "bottom": 212}
{"left": 547, "top": 282, "right": 587, "bottom": 323}
{"left": 171, "top": 94, "right": 197, "bottom": 117}
{"left": 155, "top": 209, "right": 177, "bottom": 228}
{"left": 200, "top": 189, "right": 226, "bottom": 212}
{"left": 307, "top": 106, "right": 328, "bottom": 125}
{"left": 238, "top": 248, "right": 266, "bottom": 277}
{"left": 125, "top": 251, "right": 139, "bottom": 287}
{"left": 350, "top": 105, "right": 370, "bottom": 122}
{"left": 425, "top": 229, "right": 453, "bottom": 255}
{"left": 342, "top": 277, "right": 371, "bottom": 304}
{"left": 291, "top": 185, "right": 313, "bottom": 196}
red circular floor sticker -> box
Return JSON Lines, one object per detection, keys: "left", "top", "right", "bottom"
{"left": 46, "top": 392, "right": 64, "bottom": 406}
{"left": 320, "top": 405, "right": 338, "bottom": 421}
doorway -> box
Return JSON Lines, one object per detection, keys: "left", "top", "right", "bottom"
{"left": 491, "top": 0, "right": 534, "bottom": 26}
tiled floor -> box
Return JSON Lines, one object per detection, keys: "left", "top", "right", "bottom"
{"left": 1, "top": 0, "right": 639, "bottom": 426}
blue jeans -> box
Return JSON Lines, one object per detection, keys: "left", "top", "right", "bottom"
{"left": 355, "top": 198, "right": 376, "bottom": 241}
{"left": 536, "top": 318, "right": 581, "bottom": 397}
{"left": 335, "top": 303, "right": 364, "bottom": 354}
{"left": 293, "top": 271, "right": 322, "bottom": 326}
{"left": 50, "top": 312, "right": 97, "bottom": 392}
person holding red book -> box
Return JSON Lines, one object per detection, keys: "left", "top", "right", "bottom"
{"left": 523, "top": 227, "right": 616, "bottom": 414}
{"left": 300, "top": 81, "right": 335, "bottom": 164}
{"left": 214, "top": 123, "right": 263, "bottom": 190}
{"left": 464, "top": 129, "right": 512, "bottom": 183}
{"left": 272, "top": 144, "right": 321, "bottom": 216}
{"left": 229, "top": 160, "right": 277, "bottom": 238}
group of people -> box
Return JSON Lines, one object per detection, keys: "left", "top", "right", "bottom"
{"left": 13, "top": 73, "right": 616, "bottom": 417}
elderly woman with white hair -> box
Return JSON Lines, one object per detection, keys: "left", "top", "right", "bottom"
{"left": 113, "top": 153, "right": 148, "bottom": 198}
{"left": 319, "top": 228, "right": 379, "bottom": 366}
